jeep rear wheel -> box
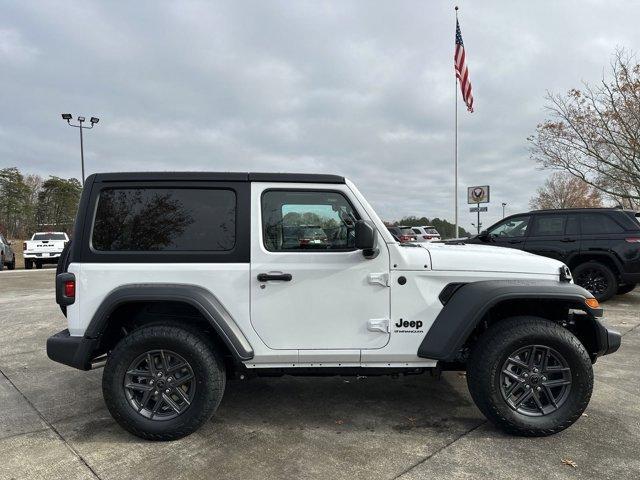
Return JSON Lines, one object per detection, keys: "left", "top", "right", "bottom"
{"left": 573, "top": 261, "right": 616, "bottom": 302}
{"left": 102, "top": 324, "right": 225, "bottom": 441}
{"left": 467, "top": 316, "right": 593, "bottom": 437}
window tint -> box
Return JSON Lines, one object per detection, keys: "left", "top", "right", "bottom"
{"left": 426, "top": 228, "right": 439, "bottom": 235}
{"left": 565, "top": 215, "right": 579, "bottom": 235}
{"left": 92, "top": 188, "right": 236, "bottom": 251}
{"left": 532, "top": 215, "right": 566, "bottom": 236}
{"left": 488, "top": 216, "right": 530, "bottom": 238}
{"left": 412, "top": 228, "right": 422, "bottom": 234}
{"left": 33, "top": 233, "right": 67, "bottom": 241}
{"left": 580, "top": 213, "right": 624, "bottom": 234}
{"left": 262, "top": 190, "right": 359, "bottom": 251}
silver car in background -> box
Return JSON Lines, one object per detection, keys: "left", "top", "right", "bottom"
{"left": 411, "top": 226, "right": 441, "bottom": 242}
{"left": 0, "top": 232, "right": 16, "bottom": 271}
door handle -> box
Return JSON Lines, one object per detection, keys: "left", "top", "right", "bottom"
{"left": 561, "top": 238, "right": 576, "bottom": 243}
{"left": 508, "top": 239, "right": 523, "bottom": 244}
{"left": 257, "top": 273, "right": 293, "bottom": 282}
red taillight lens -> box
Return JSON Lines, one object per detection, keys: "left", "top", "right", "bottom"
{"left": 64, "top": 280, "right": 75, "bottom": 298}
{"left": 625, "top": 238, "right": 640, "bottom": 243}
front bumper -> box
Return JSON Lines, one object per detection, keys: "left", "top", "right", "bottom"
{"left": 46, "top": 329, "right": 98, "bottom": 370}
{"left": 594, "top": 319, "right": 621, "bottom": 357}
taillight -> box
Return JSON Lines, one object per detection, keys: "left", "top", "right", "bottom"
{"left": 625, "top": 238, "right": 640, "bottom": 243}
{"left": 64, "top": 280, "right": 75, "bottom": 298}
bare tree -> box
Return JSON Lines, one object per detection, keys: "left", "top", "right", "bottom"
{"left": 530, "top": 172, "right": 603, "bottom": 209}
{"left": 529, "top": 48, "right": 640, "bottom": 208}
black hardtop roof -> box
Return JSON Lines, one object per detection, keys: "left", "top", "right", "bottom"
{"left": 89, "top": 172, "right": 345, "bottom": 184}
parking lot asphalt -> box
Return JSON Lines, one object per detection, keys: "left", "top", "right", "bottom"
{"left": 0, "top": 269, "right": 638, "bottom": 480}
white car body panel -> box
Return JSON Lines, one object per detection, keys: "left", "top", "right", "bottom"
{"left": 65, "top": 177, "right": 566, "bottom": 369}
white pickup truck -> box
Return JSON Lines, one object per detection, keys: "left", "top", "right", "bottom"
{"left": 23, "top": 232, "right": 69, "bottom": 269}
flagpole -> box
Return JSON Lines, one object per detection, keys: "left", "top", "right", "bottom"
{"left": 454, "top": 6, "right": 459, "bottom": 239}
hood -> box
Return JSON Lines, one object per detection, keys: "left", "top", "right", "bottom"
{"left": 424, "top": 242, "right": 564, "bottom": 276}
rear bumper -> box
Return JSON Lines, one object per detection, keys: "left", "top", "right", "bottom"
{"left": 46, "top": 329, "right": 98, "bottom": 370}
{"left": 594, "top": 319, "right": 621, "bottom": 357}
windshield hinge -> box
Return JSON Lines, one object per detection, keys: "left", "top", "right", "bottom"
{"left": 368, "top": 272, "right": 389, "bottom": 287}
{"left": 367, "top": 318, "right": 390, "bottom": 333}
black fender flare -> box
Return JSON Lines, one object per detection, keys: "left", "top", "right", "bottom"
{"left": 418, "top": 279, "right": 601, "bottom": 361}
{"left": 85, "top": 284, "right": 254, "bottom": 361}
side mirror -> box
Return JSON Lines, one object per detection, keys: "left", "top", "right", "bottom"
{"left": 355, "top": 220, "right": 377, "bottom": 258}
{"left": 478, "top": 230, "right": 489, "bottom": 240}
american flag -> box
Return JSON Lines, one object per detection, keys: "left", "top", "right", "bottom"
{"left": 455, "top": 19, "right": 474, "bottom": 113}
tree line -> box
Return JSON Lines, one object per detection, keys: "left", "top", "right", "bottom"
{"left": 0, "top": 167, "right": 81, "bottom": 239}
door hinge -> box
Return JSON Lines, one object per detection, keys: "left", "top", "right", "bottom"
{"left": 368, "top": 272, "right": 389, "bottom": 287}
{"left": 367, "top": 318, "right": 390, "bottom": 333}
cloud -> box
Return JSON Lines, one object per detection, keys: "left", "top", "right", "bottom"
{"left": 0, "top": 28, "right": 38, "bottom": 63}
{"left": 1, "top": 0, "right": 639, "bottom": 231}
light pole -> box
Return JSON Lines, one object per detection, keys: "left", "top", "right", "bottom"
{"left": 61, "top": 114, "right": 99, "bottom": 186}
{"left": 502, "top": 202, "right": 507, "bottom": 218}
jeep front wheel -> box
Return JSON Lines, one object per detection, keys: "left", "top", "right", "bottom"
{"left": 467, "top": 316, "right": 593, "bottom": 437}
{"left": 102, "top": 324, "right": 226, "bottom": 440}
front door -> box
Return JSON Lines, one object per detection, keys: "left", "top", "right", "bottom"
{"left": 250, "top": 184, "right": 390, "bottom": 350}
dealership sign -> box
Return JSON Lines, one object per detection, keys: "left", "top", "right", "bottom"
{"left": 468, "top": 185, "right": 490, "bottom": 204}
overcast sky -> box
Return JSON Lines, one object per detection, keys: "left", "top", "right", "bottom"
{"left": 1, "top": 1, "right": 638, "bottom": 230}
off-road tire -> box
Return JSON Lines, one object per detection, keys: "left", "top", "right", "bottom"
{"left": 102, "top": 324, "right": 226, "bottom": 441}
{"left": 35, "top": 261, "right": 42, "bottom": 269}
{"left": 24, "top": 259, "right": 32, "bottom": 270}
{"left": 617, "top": 283, "right": 636, "bottom": 295}
{"left": 467, "top": 316, "right": 593, "bottom": 437}
{"left": 0, "top": 255, "right": 3, "bottom": 271}
{"left": 573, "top": 261, "right": 617, "bottom": 303}
{"left": 7, "top": 258, "right": 15, "bottom": 270}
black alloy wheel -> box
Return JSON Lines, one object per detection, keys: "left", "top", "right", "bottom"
{"left": 467, "top": 316, "right": 593, "bottom": 436}
{"left": 499, "top": 345, "right": 571, "bottom": 416}
{"left": 573, "top": 261, "right": 617, "bottom": 302}
{"left": 576, "top": 268, "right": 608, "bottom": 296}
{"left": 124, "top": 349, "right": 196, "bottom": 421}
{"left": 103, "top": 324, "right": 226, "bottom": 440}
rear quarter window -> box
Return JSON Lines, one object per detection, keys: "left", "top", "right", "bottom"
{"left": 580, "top": 213, "right": 624, "bottom": 234}
{"left": 92, "top": 188, "right": 236, "bottom": 251}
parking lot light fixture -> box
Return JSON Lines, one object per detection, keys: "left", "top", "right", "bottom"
{"left": 61, "top": 113, "right": 100, "bottom": 186}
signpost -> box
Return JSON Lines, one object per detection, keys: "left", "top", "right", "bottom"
{"left": 468, "top": 185, "right": 490, "bottom": 234}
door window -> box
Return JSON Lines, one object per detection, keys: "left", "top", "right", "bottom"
{"left": 531, "top": 215, "right": 566, "bottom": 236}
{"left": 262, "top": 190, "right": 359, "bottom": 251}
{"left": 488, "top": 216, "right": 530, "bottom": 238}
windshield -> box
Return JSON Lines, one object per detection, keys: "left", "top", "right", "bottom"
{"left": 33, "top": 233, "right": 66, "bottom": 241}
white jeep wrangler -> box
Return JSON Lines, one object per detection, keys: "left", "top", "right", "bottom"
{"left": 47, "top": 172, "right": 621, "bottom": 440}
